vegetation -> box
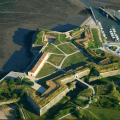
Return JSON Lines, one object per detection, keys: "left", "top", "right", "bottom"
{"left": 36, "top": 63, "right": 57, "bottom": 78}
{"left": 109, "top": 46, "right": 117, "bottom": 51}
{"left": 60, "top": 34, "right": 70, "bottom": 42}
{"left": 67, "top": 82, "right": 74, "bottom": 89}
{"left": 44, "top": 43, "right": 63, "bottom": 54}
{"left": 8, "top": 78, "right": 15, "bottom": 86}
{"left": 34, "top": 31, "right": 44, "bottom": 45}
{"left": 91, "top": 28, "right": 102, "bottom": 48}
{"left": 54, "top": 35, "right": 61, "bottom": 45}
{"left": 52, "top": 102, "right": 76, "bottom": 119}
{"left": 58, "top": 43, "right": 77, "bottom": 54}
{"left": 47, "top": 54, "right": 65, "bottom": 66}
{"left": 73, "top": 99, "right": 88, "bottom": 107}
{"left": 77, "top": 88, "right": 92, "bottom": 98}
{"left": 61, "top": 52, "right": 91, "bottom": 71}
{"left": 88, "top": 106, "right": 120, "bottom": 119}
{"left": 37, "top": 71, "right": 64, "bottom": 87}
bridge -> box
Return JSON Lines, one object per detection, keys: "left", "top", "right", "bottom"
{"left": 76, "top": 78, "right": 95, "bottom": 95}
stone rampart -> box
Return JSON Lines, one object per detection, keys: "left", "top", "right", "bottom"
{"left": 61, "top": 75, "right": 75, "bottom": 84}
{"left": 26, "top": 94, "right": 40, "bottom": 116}
{"left": 90, "top": 69, "right": 120, "bottom": 82}
{"left": 76, "top": 69, "right": 90, "bottom": 78}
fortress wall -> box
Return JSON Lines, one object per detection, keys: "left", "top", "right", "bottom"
{"left": 40, "top": 85, "right": 76, "bottom": 116}
{"left": 76, "top": 69, "right": 90, "bottom": 78}
{"left": 90, "top": 69, "right": 120, "bottom": 82}
{"left": 26, "top": 94, "right": 40, "bottom": 116}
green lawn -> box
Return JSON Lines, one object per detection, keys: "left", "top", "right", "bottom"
{"left": 91, "top": 28, "right": 102, "bottom": 48}
{"left": 37, "top": 71, "right": 64, "bottom": 87}
{"left": 52, "top": 102, "right": 76, "bottom": 119}
{"left": 40, "top": 96, "right": 68, "bottom": 119}
{"left": 61, "top": 52, "right": 91, "bottom": 71}
{"left": 73, "top": 99, "right": 88, "bottom": 107}
{"left": 54, "top": 35, "right": 61, "bottom": 45}
{"left": 63, "top": 113, "right": 78, "bottom": 119}
{"left": 47, "top": 54, "right": 65, "bottom": 66}
{"left": 36, "top": 63, "right": 57, "bottom": 78}
{"left": 58, "top": 43, "right": 77, "bottom": 54}
{"left": 77, "top": 88, "right": 92, "bottom": 98}
{"left": 44, "top": 44, "right": 63, "bottom": 54}
{"left": 109, "top": 46, "right": 117, "bottom": 51}
{"left": 88, "top": 106, "right": 120, "bottom": 119}
{"left": 90, "top": 74, "right": 120, "bottom": 85}
{"left": 60, "top": 34, "right": 70, "bottom": 42}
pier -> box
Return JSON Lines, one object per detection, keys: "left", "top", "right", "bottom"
{"left": 99, "top": 7, "right": 117, "bottom": 22}
{"left": 90, "top": 7, "right": 97, "bottom": 25}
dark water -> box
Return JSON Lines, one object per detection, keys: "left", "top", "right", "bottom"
{"left": 79, "top": 0, "right": 120, "bottom": 41}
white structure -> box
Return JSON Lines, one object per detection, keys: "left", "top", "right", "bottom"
{"left": 28, "top": 52, "right": 50, "bottom": 77}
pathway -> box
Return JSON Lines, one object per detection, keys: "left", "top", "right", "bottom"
{"left": 25, "top": 76, "right": 47, "bottom": 94}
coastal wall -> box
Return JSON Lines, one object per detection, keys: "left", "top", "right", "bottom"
{"left": 89, "top": 69, "right": 120, "bottom": 82}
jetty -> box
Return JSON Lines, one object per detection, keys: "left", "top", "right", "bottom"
{"left": 99, "top": 7, "right": 117, "bottom": 22}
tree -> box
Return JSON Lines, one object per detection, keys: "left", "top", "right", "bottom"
{"left": 12, "top": 93, "right": 17, "bottom": 99}
{"left": 8, "top": 78, "right": 15, "bottom": 86}
{"left": 16, "top": 77, "right": 22, "bottom": 85}
{"left": 20, "top": 90, "right": 25, "bottom": 97}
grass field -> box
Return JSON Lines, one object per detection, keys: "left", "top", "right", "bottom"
{"left": 90, "top": 74, "right": 120, "bottom": 85}
{"left": 88, "top": 106, "right": 120, "bottom": 119}
{"left": 47, "top": 54, "right": 65, "bottom": 66}
{"left": 36, "top": 63, "right": 57, "bottom": 78}
{"left": 73, "top": 99, "right": 88, "bottom": 107}
{"left": 58, "top": 43, "right": 78, "bottom": 54}
{"left": 63, "top": 113, "right": 78, "bottom": 119}
{"left": 61, "top": 52, "right": 91, "bottom": 71}
{"left": 44, "top": 44, "right": 63, "bottom": 54}
{"left": 37, "top": 71, "right": 64, "bottom": 87}
{"left": 52, "top": 102, "right": 76, "bottom": 119}
{"left": 91, "top": 28, "right": 102, "bottom": 48}
{"left": 60, "top": 34, "right": 70, "bottom": 42}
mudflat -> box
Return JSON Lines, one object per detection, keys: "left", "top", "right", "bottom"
{"left": 0, "top": 0, "right": 90, "bottom": 78}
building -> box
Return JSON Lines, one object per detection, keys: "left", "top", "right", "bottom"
{"left": 98, "top": 58, "right": 111, "bottom": 65}
{"left": 28, "top": 52, "right": 50, "bottom": 77}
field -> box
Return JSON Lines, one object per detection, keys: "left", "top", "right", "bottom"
{"left": 58, "top": 43, "right": 78, "bottom": 54}
{"left": 91, "top": 28, "right": 102, "bottom": 48}
{"left": 48, "top": 54, "right": 65, "bottom": 66}
{"left": 88, "top": 106, "right": 120, "bottom": 119}
{"left": 61, "top": 52, "right": 91, "bottom": 71}
{"left": 73, "top": 99, "right": 88, "bottom": 107}
{"left": 36, "top": 63, "right": 57, "bottom": 78}
{"left": 44, "top": 44, "right": 63, "bottom": 54}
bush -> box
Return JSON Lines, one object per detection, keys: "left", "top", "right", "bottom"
{"left": 8, "top": 78, "right": 15, "bottom": 86}
{"left": 16, "top": 77, "right": 22, "bottom": 85}
{"left": 27, "top": 81, "right": 34, "bottom": 86}
{"left": 12, "top": 93, "right": 17, "bottom": 99}
{"left": 20, "top": 90, "right": 25, "bottom": 97}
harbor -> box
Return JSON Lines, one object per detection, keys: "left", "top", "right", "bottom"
{"left": 79, "top": 0, "right": 120, "bottom": 42}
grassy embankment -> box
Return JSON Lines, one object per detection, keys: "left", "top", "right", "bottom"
{"left": 91, "top": 28, "right": 102, "bottom": 48}
{"left": 58, "top": 43, "right": 77, "bottom": 54}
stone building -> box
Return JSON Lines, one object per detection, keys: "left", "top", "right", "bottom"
{"left": 28, "top": 52, "right": 50, "bottom": 77}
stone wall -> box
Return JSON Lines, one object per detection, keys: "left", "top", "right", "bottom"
{"left": 26, "top": 94, "right": 40, "bottom": 116}
{"left": 89, "top": 69, "right": 120, "bottom": 82}
{"left": 61, "top": 69, "right": 90, "bottom": 84}
{"left": 76, "top": 69, "right": 90, "bottom": 78}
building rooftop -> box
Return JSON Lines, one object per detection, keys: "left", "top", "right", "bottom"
{"left": 29, "top": 52, "right": 48, "bottom": 73}
{"left": 100, "top": 58, "right": 111, "bottom": 65}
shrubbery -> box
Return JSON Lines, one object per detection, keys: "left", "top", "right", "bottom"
{"left": 8, "top": 78, "right": 15, "bottom": 86}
